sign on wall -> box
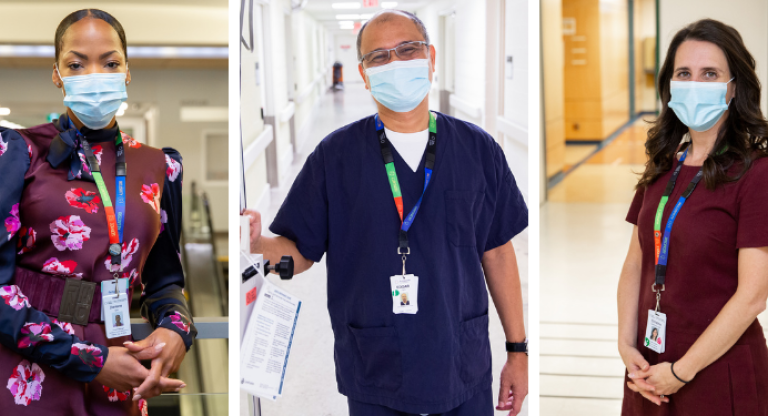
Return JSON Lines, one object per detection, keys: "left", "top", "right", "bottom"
{"left": 362, "top": 0, "right": 378, "bottom": 8}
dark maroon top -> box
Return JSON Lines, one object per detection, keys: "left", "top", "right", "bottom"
{"left": 622, "top": 155, "right": 768, "bottom": 415}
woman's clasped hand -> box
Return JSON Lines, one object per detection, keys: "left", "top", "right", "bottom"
{"left": 621, "top": 344, "right": 697, "bottom": 405}
{"left": 94, "top": 329, "right": 187, "bottom": 401}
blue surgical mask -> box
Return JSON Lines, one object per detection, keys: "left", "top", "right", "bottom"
{"left": 365, "top": 59, "right": 431, "bottom": 113}
{"left": 668, "top": 78, "right": 734, "bottom": 132}
{"left": 56, "top": 65, "right": 128, "bottom": 130}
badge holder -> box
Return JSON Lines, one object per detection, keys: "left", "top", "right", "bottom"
{"left": 102, "top": 274, "right": 131, "bottom": 339}
{"left": 390, "top": 246, "right": 418, "bottom": 315}
{"left": 645, "top": 283, "right": 666, "bottom": 354}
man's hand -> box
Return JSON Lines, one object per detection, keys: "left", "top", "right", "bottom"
{"left": 124, "top": 327, "right": 187, "bottom": 401}
{"left": 496, "top": 353, "right": 528, "bottom": 415}
{"left": 242, "top": 209, "right": 262, "bottom": 254}
{"left": 94, "top": 345, "right": 184, "bottom": 394}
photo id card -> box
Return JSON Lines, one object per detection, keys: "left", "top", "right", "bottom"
{"left": 100, "top": 278, "right": 129, "bottom": 321}
{"left": 644, "top": 310, "right": 667, "bottom": 354}
{"left": 390, "top": 274, "right": 418, "bottom": 314}
{"left": 101, "top": 278, "right": 131, "bottom": 339}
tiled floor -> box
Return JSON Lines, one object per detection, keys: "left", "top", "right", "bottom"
{"left": 540, "top": 120, "right": 650, "bottom": 414}
{"left": 254, "top": 82, "right": 529, "bottom": 415}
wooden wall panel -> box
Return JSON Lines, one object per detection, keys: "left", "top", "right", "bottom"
{"left": 546, "top": 119, "right": 566, "bottom": 178}
{"left": 563, "top": 0, "right": 630, "bottom": 141}
{"left": 542, "top": 0, "right": 566, "bottom": 177}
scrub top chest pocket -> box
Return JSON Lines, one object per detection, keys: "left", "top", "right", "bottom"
{"left": 445, "top": 190, "right": 485, "bottom": 247}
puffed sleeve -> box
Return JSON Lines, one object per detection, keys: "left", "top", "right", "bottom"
{"left": 140, "top": 149, "right": 197, "bottom": 350}
{"left": 269, "top": 144, "right": 329, "bottom": 262}
{"left": 484, "top": 141, "right": 529, "bottom": 252}
{"left": 0, "top": 130, "right": 108, "bottom": 383}
{"left": 736, "top": 158, "right": 768, "bottom": 248}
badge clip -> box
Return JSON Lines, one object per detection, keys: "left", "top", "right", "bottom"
{"left": 113, "top": 276, "right": 120, "bottom": 299}
{"left": 652, "top": 283, "right": 664, "bottom": 314}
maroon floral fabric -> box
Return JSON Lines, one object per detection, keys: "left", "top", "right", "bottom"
{"left": 0, "top": 114, "right": 195, "bottom": 415}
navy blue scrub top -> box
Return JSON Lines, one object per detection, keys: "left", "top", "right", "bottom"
{"left": 270, "top": 112, "right": 528, "bottom": 414}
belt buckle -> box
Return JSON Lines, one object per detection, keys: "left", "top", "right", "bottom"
{"left": 58, "top": 278, "right": 96, "bottom": 326}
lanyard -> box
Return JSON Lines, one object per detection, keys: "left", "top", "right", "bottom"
{"left": 71, "top": 120, "right": 127, "bottom": 274}
{"left": 375, "top": 112, "right": 436, "bottom": 272}
{"left": 652, "top": 148, "right": 703, "bottom": 299}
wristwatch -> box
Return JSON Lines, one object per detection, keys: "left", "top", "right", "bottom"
{"left": 505, "top": 338, "right": 528, "bottom": 356}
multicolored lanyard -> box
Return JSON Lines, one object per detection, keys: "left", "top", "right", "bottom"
{"left": 652, "top": 148, "right": 703, "bottom": 304}
{"left": 375, "top": 112, "right": 437, "bottom": 272}
{"left": 71, "top": 120, "right": 127, "bottom": 275}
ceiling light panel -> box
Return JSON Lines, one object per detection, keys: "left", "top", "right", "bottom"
{"left": 332, "top": 2, "right": 361, "bottom": 9}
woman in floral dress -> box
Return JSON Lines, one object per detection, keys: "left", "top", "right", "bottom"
{"left": 0, "top": 9, "right": 196, "bottom": 415}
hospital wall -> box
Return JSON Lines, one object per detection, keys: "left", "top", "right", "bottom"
{"left": 417, "top": 0, "right": 530, "bottom": 198}
{"left": 0, "top": 2, "right": 227, "bottom": 45}
{"left": 562, "top": 0, "right": 629, "bottom": 141}
{"left": 633, "top": 0, "right": 656, "bottom": 113}
{"left": 541, "top": 0, "right": 566, "bottom": 179}
{"left": 292, "top": 9, "right": 332, "bottom": 151}
{"left": 501, "top": 0, "right": 529, "bottom": 198}
{"left": 0, "top": 68, "right": 229, "bottom": 232}
{"left": 242, "top": 0, "right": 332, "bottom": 217}
{"left": 659, "top": 0, "right": 768, "bottom": 117}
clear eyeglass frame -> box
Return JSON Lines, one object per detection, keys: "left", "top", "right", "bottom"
{"left": 360, "top": 41, "right": 429, "bottom": 68}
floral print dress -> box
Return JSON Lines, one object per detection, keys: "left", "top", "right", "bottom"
{"left": 0, "top": 114, "right": 197, "bottom": 415}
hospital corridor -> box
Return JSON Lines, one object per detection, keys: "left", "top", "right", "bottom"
{"left": 539, "top": 0, "right": 768, "bottom": 414}
{"left": 239, "top": 0, "right": 530, "bottom": 415}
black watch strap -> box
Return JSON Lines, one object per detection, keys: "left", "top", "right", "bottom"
{"left": 506, "top": 340, "right": 528, "bottom": 355}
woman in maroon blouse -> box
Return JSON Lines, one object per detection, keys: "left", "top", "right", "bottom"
{"left": 0, "top": 9, "right": 196, "bottom": 415}
{"left": 618, "top": 19, "right": 768, "bottom": 415}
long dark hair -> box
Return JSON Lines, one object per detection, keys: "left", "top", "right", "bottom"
{"left": 54, "top": 9, "right": 127, "bottom": 63}
{"left": 638, "top": 19, "right": 768, "bottom": 190}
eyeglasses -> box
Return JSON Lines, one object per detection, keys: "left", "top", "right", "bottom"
{"left": 360, "top": 41, "right": 429, "bottom": 67}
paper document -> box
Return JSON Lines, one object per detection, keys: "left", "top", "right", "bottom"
{"left": 240, "top": 251, "right": 302, "bottom": 401}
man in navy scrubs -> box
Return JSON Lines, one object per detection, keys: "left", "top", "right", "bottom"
{"left": 246, "top": 9, "right": 528, "bottom": 416}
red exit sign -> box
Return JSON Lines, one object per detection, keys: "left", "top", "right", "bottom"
{"left": 363, "top": 0, "right": 378, "bottom": 7}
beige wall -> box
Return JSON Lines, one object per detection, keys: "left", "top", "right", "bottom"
{"left": 634, "top": 0, "right": 656, "bottom": 113}
{"left": 660, "top": 1, "right": 768, "bottom": 117}
{"left": 241, "top": 0, "right": 331, "bottom": 213}
{"left": 0, "top": 2, "right": 227, "bottom": 45}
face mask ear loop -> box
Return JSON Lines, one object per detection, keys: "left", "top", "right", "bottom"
{"left": 55, "top": 64, "right": 65, "bottom": 97}
{"left": 726, "top": 77, "right": 736, "bottom": 106}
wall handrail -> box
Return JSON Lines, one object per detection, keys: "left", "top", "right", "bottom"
{"left": 295, "top": 69, "right": 328, "bottom": 105}
{"left": 449, "top": 94, "right": 483, "bottom": 119}
{"left": 243, "top": 125, "right": 274, "bottom": 171}
{"left": 279, "top": 102, "right": 295, "bottom": 123}
{"left": 496, "top": 116, "right": 528, "bottom": 148}
{"left": 131, "top": 316, "right": 229, "bottom": 340}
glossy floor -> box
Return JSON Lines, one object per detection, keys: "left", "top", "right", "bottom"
{"left": 249, "top": 82, "right": 529, "bottom": 416}
{"left": 541, "top": 120, "right": 649, "bottom": 414}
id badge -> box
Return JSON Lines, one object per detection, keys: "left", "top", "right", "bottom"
{"left": 101, "top": 278, "right": 129, "bottom": 321}
{"left": 101, "top": 279, "right": 131, "bottom": 339}
{"left": 644, "top": 309, "right": 666, "bottom": 354}
{"left": 390, "top": 274, "right": 418, "bottom": 314}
